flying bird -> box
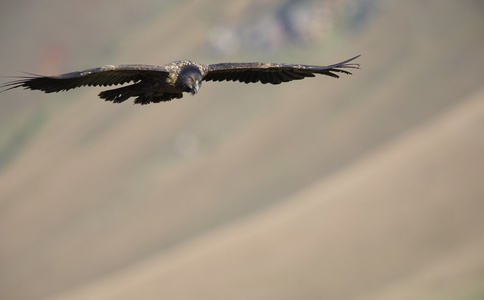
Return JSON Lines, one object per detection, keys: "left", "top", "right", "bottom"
{"left": 1, "top": 55, "right": 360, "bottom": 105}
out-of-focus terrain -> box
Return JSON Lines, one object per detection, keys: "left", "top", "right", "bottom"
{"left": 1, "top": 1, "right": 484, "bottom": 299}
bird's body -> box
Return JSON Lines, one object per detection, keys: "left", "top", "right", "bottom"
{"left": 1, "top": 55, "right": 360, "bottom": 104}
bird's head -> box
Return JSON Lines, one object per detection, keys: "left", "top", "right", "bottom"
{"left": 177, "top": 65, "right": 203, "bottom": 95}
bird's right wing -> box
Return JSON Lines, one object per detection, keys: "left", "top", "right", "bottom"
{"left": 1, "top": 64, "right": 171, "bottom": 93}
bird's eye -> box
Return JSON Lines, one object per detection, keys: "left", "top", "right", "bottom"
{"left": 188, "top": 77, "right": 195, "bottom": 84}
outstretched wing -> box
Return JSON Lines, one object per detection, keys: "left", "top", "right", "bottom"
{"left": 203, "top": 55, "right": 360, "bottom": 84}
{"left": 1, "top": 64, "right": 171, "bottom": 93}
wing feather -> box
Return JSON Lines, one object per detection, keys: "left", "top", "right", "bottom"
{"left": 1, "top": 64, "right": 170, "bottom": 93}
{"left": 239, "top": 71, "right": 250, "bottom": 84}
{"left": 204, "top": 55, "right": 360, "bottom": 85}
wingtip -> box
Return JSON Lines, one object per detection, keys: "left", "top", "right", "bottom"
{"left": 340, "top": 54, "right": 361, "bottom": 69}
{"left": 344, "top": 54, "right": 361, "bottom": 63}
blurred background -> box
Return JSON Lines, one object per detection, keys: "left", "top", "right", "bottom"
{"left": 1, "top": 1, "right": 484, "bottom": 299}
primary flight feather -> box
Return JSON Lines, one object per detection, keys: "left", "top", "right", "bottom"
{"left": 1, "top": 55, "right": 360, "bottom": 105}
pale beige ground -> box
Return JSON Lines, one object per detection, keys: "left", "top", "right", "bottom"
{"left": 50, "top": 89, "right": 484, "bottom": 300}
{"left": 1, "top": 1, "right": 484, "bottom": 300}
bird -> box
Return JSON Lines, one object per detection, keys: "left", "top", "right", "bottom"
{"left": 1, "top": 55, "right": 360, "bottom": 105}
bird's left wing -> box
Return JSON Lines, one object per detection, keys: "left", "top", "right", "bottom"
{"left": 203, "top": 55, "right": 360, "bottom": 85}
{"left": 1, "top": 64, "right": 171, "bottom": 93}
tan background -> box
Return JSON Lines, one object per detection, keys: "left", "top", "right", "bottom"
{"left": 1, "top": 1, "right": 484, "bottom": 299}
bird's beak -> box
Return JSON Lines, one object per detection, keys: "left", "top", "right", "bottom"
{"left": 192, "top": 80, "right": 200, "bottom": 95}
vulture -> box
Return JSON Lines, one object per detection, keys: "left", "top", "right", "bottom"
{"left": 1, "top": 55, "right": 360, "bottom": 104}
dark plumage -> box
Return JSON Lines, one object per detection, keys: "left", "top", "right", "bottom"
{"left": 1, "top": 55, "right": 360, "bottom": 105}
